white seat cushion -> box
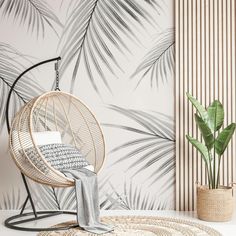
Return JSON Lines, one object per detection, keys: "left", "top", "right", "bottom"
{"left": 33, "top": 131, "right": 62, "bottom": 145}
{"left": 12, "top": 131, "right": 62, "bottom": 149}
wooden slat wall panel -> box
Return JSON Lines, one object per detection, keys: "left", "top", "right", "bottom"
{"left": 175, "top": 0, "right": 236, "bottom": 211}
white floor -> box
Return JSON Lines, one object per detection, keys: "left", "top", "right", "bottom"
{"left": 0, "top": 210, "right": 236, "bottom": 235}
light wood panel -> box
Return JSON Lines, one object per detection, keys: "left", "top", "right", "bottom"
{"left": 175, "top": 0, "right": 236, "bottom": 211}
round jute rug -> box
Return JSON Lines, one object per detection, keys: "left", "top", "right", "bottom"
{"left": 38, "top": 216, "right": 222, "bottom": 236}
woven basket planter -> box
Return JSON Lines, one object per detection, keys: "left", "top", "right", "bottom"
{"left": 197, "top": 185, "right": 234, "bottom": 222}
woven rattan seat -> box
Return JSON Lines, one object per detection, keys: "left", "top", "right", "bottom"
{"left": 9, "top": 91, "right": 105, "bottom": 187}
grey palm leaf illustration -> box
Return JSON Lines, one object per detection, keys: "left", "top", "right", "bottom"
{"left": 0, "top": 0, "right": 62, "bottom": 37}
{"left": 29, "top": 183, "right": 61, "bottom": 210}
{"left": 29, "top": 180, "right": 77, "bottom": 210}
{"left": 58, "top": 0, "right": 162, "bottom": 94}
{"left": 100, "top": 180, "right": 168, "bottom": 210}
{"left": 0, "top": 188, "right": 22, "bottom": 210}
{"left": 132, "top": 29, "right": 175, "bottom": 88}
{"left": 30, "top": 175, "right": 111, "bottom": 210}
{"left": 0, "top": 43, "right": 44, "bottom": 130}
{"left": 104, "top": 105, "right": 175, "bottom": 187}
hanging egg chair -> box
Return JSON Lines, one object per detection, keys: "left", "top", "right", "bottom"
{"left": 9, "top": 91, "right": 105, "bottom": 187}
{"left": 4, "top": 57, "right": 107, "bottom": 232}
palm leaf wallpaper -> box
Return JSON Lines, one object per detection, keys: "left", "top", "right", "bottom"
{"left": 0, "top": 0, "right": 175, "bottom": 210}
{"left": 132, "top": 28, "right": 175, "bottom": 88}
{"left": 0, "top": 0, "right": 62, "bottom": 37}
{"left": 58, "top": 0, "right": 162, "bottom": 93}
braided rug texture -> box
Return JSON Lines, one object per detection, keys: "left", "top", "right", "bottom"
{"left": 38, "top": 215, "right": 222, "bottom": 236}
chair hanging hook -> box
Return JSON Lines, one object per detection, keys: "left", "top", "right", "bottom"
{"left": 55, "top": 58, "right": 61, "bottom": 91}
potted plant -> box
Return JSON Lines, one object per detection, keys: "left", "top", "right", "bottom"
{"left": 186, "top": 92, "right": 236, "bottom": 222}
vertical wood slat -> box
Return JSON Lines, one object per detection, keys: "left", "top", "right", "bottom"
{"left": 188, "top": 0, "right": 193, "bottom": 210}
{"left": 175, "top": 0, "right": 236, "bottom": 211}
{"left": 232, "top": 0, "right": 236, "bottom": 183}
{"left": 227, "top": 0, "right": 232, "bottom": 186}
{"left": 184, "top": 0, "right": 188, "bottom": 210}
{"left": 192, "top": 0, "right": 197, "bottom": 209}
{"left": 175, "top": 0, "right": 180, "bottom": 211}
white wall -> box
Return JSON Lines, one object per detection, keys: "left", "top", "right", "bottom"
{"left": 0, "top": 0, "right": 175, "bottom": 210}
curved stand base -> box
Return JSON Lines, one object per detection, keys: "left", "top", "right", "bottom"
{"left": 5, "top": 211, "right": 78, "bottom": 232}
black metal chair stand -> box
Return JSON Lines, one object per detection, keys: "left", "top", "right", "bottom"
{"left": 4, "top": 57, "right": 78, "bottom": 232}
{"left": 5, "top": 211, "right": 78, "bottom": 232}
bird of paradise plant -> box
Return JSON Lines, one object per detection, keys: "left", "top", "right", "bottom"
{"left": 186, "top": 93, "right": 236, "bottom": 189}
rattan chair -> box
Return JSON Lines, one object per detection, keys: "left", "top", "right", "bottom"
{"left": 9, "top": 91, "right": 105, "bottom": 187}
{"left": 4, "top": 57, "right": 105, "bottom": 232}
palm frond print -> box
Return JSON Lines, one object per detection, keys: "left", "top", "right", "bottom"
{"left": 58, "top": 0, "right": 163, "bottom": 94}
{"left": 0, "top": 43, "right": 44, "bottom": 130}
{"left": 0, "top": 0, "right": 62, "bottom": 37}
{"left": 0, "top": 0, "right": 175, "bottom": 211}
{"left": 100, "top": 180, "right": 168, "bottom": 210}
{"left": 29, "top": 174, "right": 113, "bottom": 210}
{"left": 104, "top": 105, "right": 175, "bottom": 188}
{"left": 132, "top": 28, "right": 175, "bottom": 88}
{"left": 0, "top": 188, "right": 22, "bottom": 210}
{"left": 29, "top": 181, "right": 76, "bottom": 210}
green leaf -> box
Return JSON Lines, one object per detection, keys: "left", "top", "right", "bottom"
{"left": 207, "top": 100, "right": 224, "bottom": 131}
{"left": 186, "top": 92, "right": 208, "bottom": 121}
{"left": 186, "top": 135, "right": 210, "bottom": 164}
{"left": 215, "top": 123, "right": 236, "bottom": 156}
{"left": 194, "top": 114, "right": 214, "bottom": 150}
